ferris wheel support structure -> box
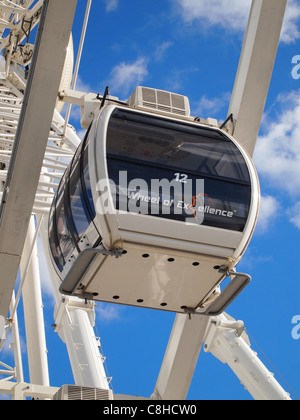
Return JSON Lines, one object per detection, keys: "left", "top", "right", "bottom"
{"left": 0, "top": 0, "right": 78, "bottom": 320}
{"left": 20, "top": 215, "right": 49, "bottom": 387}
{"left": 228, "top": 0, "right": 287, "bottom": 156}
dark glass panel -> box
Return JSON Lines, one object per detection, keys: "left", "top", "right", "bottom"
{"left": 106, "top": 109, "right": 251, "bottom": 232}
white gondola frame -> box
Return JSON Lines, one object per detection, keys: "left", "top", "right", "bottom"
{"left": 76, "top": 103, "right": 261, "bottom": 312}
{"left": 89, "top": 104, "right": 260, "bottom": 264}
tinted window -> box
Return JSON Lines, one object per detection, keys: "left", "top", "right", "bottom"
{"left": 69, "top": 146, "right": 91, "bottom": 239}
{"left": 49, "top": 127, "right": 101, "bottom": 273}
{"left": 107, "top": 108, "right": 251, "bottom": 232}
{"left": 107, "top": 109, "right": 250, "bottom": 184}
{"left": 49, "top": 170, "right": 72, "bottom": 271}
{"left": 82, "top": 138, "right": 96, "bottom": 218}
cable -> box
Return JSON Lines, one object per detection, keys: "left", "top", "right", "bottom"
{"left": 63, "top": 0, "right": 92, "bottom": 136}
{"left": 245, "top": 327, "right": 300, "bottom": 401}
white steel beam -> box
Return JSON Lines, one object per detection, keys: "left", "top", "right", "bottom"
{"left": 0, "top": 1, "right": 44, "bottom": 55}
{"left": 0, "top": 314, "right": 4, "bottom": 338}
{"left": 228, "top": 0, "right": 287, "bottom": 156}
{"left": 20, "top": 215, "right": 49, "bottom": 386}
{"left": 0, "top": 0, "right": 78, "bottom": 318}
{"left": 0, "top": 380, "right": 59, "bottom": 400}
{"left": 9, "top": 292, "right": 24, "bottom": 383}
{"left": 152, "top": 314, "right": 210, "bottom": 400}
{"left": 53, "top": 298, "right": 110, "bottom": 390}
{"left": 204, "top": 314, "right": 291, "bottom": 400}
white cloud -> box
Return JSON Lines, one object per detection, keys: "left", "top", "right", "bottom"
{"left": 96, "top": 303, "right": 122, "bottom": 322}
{"left": 287, "top": 202, "right": 300, "bottom": 230}
{"left": 253, "top": 90, "right": 300, "bottom": 195}
{"left": 253, "top": 90, "right": 300, "bottom": 231}
{"left": 109, "top": 57, "right": 149, "bottom": 97}
{"left": 174, "top": 0, "right": 251, "bottom": 32}
{"left": 154, "top": 41, "right": 174, "bottom": 61}
{"left": 192, "top": 92, "right": 231, "bottom": 118}
{"left": 173, "top": 0, "right": 300, "bottom": 44}
{"left": 239, "top": 250, "right": 273, "bottom": 272}
{"left": 104, "top": 0, "right": 119, "bottom": 12}
{"left": 75, "top": 74, "right": 93, "bottom": 93}
{"left": 256, "top": 195, "right": 280, "bottom": 234}
{"left": 281, "top": 0, "right": 300, "bottom": 44}
{"left": 164, "top": 66, "right": 199, "bottom": 92}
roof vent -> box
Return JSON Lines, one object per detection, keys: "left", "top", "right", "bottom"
{"left": 128, "top": 86, "right": 190, "bottom": 117}
{"left": 53, "top": 385, "right": 113, "bottom": 401}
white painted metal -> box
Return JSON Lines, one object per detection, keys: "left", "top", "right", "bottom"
{"left": 56, "top": 35, "right": 74, "bottom": 113}
{"left": 52, "top": 108, "right": 81, "bottom": 152}
{"left": 9, "top": 292, "right": 24, "bottom": 383}
{"left": 65, "top": 103, "right": 258, "bottom": 313}
{"left": 0, "top": 1, "right": 43, "bottom": 64}
{"left": 63, "top": 0, "right": 92, "bottom": 134}
{"left": 228, "top": 0, "right": 287, "bottom": 156}
{"left": 0, "top": 361, "right": 15, "bottom": 380}
{"left": 53, "top": 298, "right": 110, "bottom": 390}
{"left": 0, "top": 0, "right": 78, "bottom": 318}
{"left": 0, "top": 315, "right": 4, "bottom": 339}
{"left": 128, "top": 86, "right": 191, "bottom": 117}
{"left": 58, "top": 88, "right": 124, "bottom": 129}
{"left": 204, "top": 314, "right": 291, "bottom": 400}
{"left": 0, "top": 0, "right": 110, "bottom": 399}
{"left": 0, "top": 380, "right": 59, "bottom": 400}
{"left": 0, "top": 78, "right": 79, "bottom": 211}
{"left": 152, "top": 314, "right": 210, "bottom": 400}
{"left": 20, "top": 215, "right": 49, "bottom": 387}
{"left": 53, "top": 384, "right": 113, "bottom": 400}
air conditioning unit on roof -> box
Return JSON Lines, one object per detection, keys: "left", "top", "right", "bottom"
{"left": 53, "top": 385, "right": 113, "bottom": 401}
{"left": 128, "top": 86, "right": 191, "bottom": 117}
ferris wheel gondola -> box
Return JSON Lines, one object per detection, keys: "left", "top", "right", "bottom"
{"left": 48, "top": 86, "right": 260, "bottom": 314}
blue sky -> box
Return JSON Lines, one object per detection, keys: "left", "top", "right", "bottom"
{"left": 3, "top": 0, "right": 300, "bottom": 401}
